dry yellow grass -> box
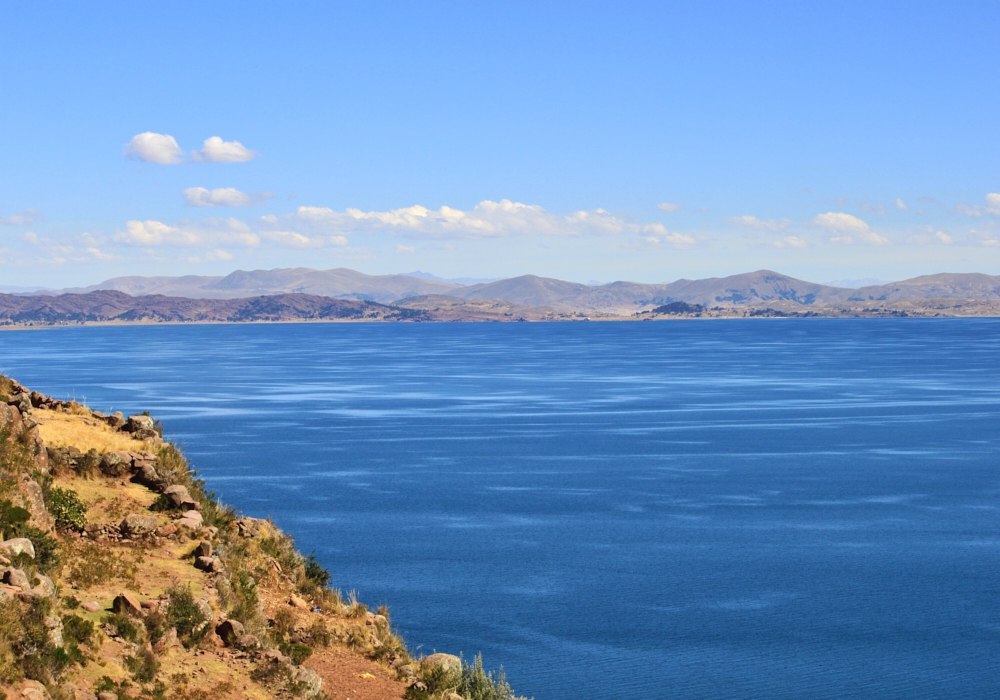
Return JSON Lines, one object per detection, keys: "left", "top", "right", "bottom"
{"left": 34, "top": 407, "right": 147, "bottom": 453}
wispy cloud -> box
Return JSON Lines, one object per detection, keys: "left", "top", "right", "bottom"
{"left": 290, "top": 199, "right": 690, "bottom": 244}
{"left": 956, "top": 193, "right": 1000, "bottom": 217}
{"left": 729, "top": 215, "right": 791, "bottom": 231}
{"left": 183, "top": 187, "right": 270, "bottom": 207}
{"left": 657, "top": 202, "right": 682, "bottom": 213}
{"left": 895, "top": 198, "right": 908, "bottom": 210}
{"left": 772, "top": 236, "right": 807, "bottom": 248}
{"left": 0, "top": 209, "right": 42, "bottom": 226}
{"left": 907, "top": 226, "right": 953, "bottom": 245}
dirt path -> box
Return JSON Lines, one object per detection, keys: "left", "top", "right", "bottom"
{"left": 306, "top": 647, "right": 408, "bottom": 700}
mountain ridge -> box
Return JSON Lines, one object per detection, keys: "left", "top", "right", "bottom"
{"left": 30, "top": 267, "right": 1000, "bottom": 312}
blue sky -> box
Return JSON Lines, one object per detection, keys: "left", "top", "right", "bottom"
{"left": 1, "top": 1, "right": 999, "bottom": 287}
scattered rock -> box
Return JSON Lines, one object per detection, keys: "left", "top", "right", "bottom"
{"left": 133, "top": 463, "right": 163, "bottom": 489}
{"left": 235, "top": 633, "right": 260, "bottom": 650}
{"left": 194, "top": 556, "right": 224, "bottom": 573}
{"left": 155, "top": 523, "right": 177, "bottom": 537}
{"left": 120, "top": 513, "right": 158, "bottom": 538}
{"left": 112, "top": 591, "right": 143, "bottom": 616}
{"left": 105, "top": 411, "right": 126, "bottom": 429}
{"left": 140, "top": 600, "right": 158, "bottom": 610}
{"left": 81, "top": 601, "right": 101, "bottom": 612}
{"left": 289, "top": 594, "right": 308, "bottom": 609}
{"left": 0, "top": 538, "right": 35, "bottom": 560}
{"left": 97, "top": 692, "right": 118, "bottom": 700}
{"left": 178, "top": 511, "right": 204, "bottom": 530}
{"left": 236, "top": 516, "right": 265, "bottom": 538}
{"left": 194, "top": 541, "right": 213, "bottom": 558}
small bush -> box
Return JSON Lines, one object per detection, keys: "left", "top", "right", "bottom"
{"left": 279, "top": 641, "right": 313, "bottom": 666}
{"left": 124, "top": 647, "right": 160, "bottom": 682}
{"left": 103, "top": 612, "right": 142, "bottom": 643}
{"left": 165, "top": 585, "right": 207, "bottom": 645}
{"left": 65, "top": 540, "right": 142, "bottom": 587}
{"left": 304, "top": 553, "right": 331, "bottom": 588}
{"left": 46, "top": 487, "right": 87, "bottom": 530}
{"left": 61, "top": 615, "right": 95, "bottom": 647}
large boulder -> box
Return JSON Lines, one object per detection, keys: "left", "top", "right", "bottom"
{"left": 290, "top": 666, "right": 323, "bottom": 698}
{"left": 113, "top": 591, "right": 143, "bottom": 616}
{"left": 194, "top": 556, "right": 224, "bottom": 573}
{"left": 422, "top": 653, "right": 462, "bottom": 678}
{"left": 0, "top": 538, "right": 35, "bottom": 560}
{"left": 100, "top": 451, "right": 131, "bottom": 477}
{"left": 178, "top": 511, "right": 204, "bottom": 530}
{"left": 193, "top": 541, "right": 213, "bottom": 558}
{"left": 215, "top": 619, "right": 244, "bottom": 645}
{"left": 124, "top": 414, "right": 155, "bottom": 433}
{"left": 2, "top": 568, "right": 30, "bottom": 589}
{"left": 105, "top": 411, "right": 126, "bottom": 429}
{"left": 120, "top": 514, "right": 158, "bottom": 538}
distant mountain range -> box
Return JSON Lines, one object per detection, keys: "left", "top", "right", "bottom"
{"left": 29, "top": 268, "right": 1000, "bottom": 313}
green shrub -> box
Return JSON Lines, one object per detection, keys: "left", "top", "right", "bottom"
{"left": 61, "top": 615, "right": 95, "bottom": 647}
{"left": 46, "top": 487, "right": 87, "bottom": 530}
{"left": 165, "top": 586, "right": 207, "bottom": 645}
{"left": 125, "top": 647, "right": 160, "bottom": 682}
{"left": 103, "top": 612, "right": 141, "bottom": 643}
{"left": 227, "top": 570, "right": 260, "bottom": 625}
{"left": 279, "top": 641, "right": 313, "bottom": 666}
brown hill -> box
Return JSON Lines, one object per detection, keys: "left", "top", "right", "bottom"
{"left": 0, "top": 290, "right": 429, "bottom": 324}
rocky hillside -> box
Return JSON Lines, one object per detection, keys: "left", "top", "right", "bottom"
{"left": 0, "top": 377, "right": 527, "bottom": 700}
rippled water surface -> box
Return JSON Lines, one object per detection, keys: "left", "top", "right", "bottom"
{"left": 1, "top": 320, "right": 998, "bottom": 699}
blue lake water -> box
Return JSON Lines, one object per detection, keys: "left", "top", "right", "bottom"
{"left": 1, "top": 320, "right": 998, "bottom": 699}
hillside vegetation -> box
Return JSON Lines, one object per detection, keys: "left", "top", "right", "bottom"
{"left": 0, "top": 376, "right": 527, "bottom": 700}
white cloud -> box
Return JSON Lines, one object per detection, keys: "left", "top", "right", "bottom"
{"left": 814, "top": 212, "right": 890, "bottom": 244}
{"left": 0, "top": 209, "right": 42, "bottom": 226}
{"left": 292, "top": 199, "right": 685, "bottom": 243}
{"left": 259, "top": 231, "right": 349, "bottom": 248}
{"left": 125, "top": 132, "right": 186, "bottom": 164}
{"left": 395, "top": 244, "right": 415, "bottom": 254}
{"left": 729, "top": 215, "right": 791, "bottom": 231}
{"left": 192, "top": 136, "right": 258, "bottom": 163}
{"left": 895, "top": 198, "right": 908, "bottom": 210}
{"left": 657, "top": 202, "right": 682, "bottom": 213}
{"left": 183, "top": 187, "right": 268, "bottom": 207}
{"left": 773, "top": 236, "right": 808, "bottom": 249}
{"left": 115, "top": 219, "right": 260, "bottom": 248}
